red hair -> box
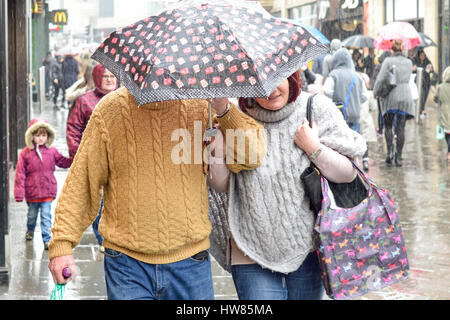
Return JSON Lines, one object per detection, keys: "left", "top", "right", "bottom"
{"left": 238, "top": 71, "right": 302, "bottom": 113}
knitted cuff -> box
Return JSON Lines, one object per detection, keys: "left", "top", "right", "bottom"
{"left": 48, "top": 240, "right": 74, "bottom": 260}
{"left": 216, "top": 104, "right": 249, "bottom": 130}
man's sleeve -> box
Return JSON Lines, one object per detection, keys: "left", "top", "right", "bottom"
{"left": 49, "top": 111, "right": 109, "bottom": 259}
{"left": 215, "top": 104, "right": 267, "bottom": 173}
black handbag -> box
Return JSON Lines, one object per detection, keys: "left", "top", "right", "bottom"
{"left": 379, "top": 64, "right": 397, "bottom": 98}
{"left": 300, "top": 95, "right": 367, "bottom": 214}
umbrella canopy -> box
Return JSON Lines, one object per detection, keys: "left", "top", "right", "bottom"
{"left": 417, "top": 32, "right": 437, "bottom": 47}
{"left": 342, "top": 35, "right": 374, "bottom": 48}
{"left": 283, "top": 19, "right": 330, "bottom": 45}
{"left": 91, "top": 0, "right": 328, "bottom": 105}
{"left": 374, "top": 21, "right": 422, "bottom": 51}
{"left": 56, "top": 45, "right": 82, "bottom": 56}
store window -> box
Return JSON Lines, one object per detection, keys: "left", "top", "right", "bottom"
{"left": 99, "top": 0, "right": 114, "bottom": 18}
{"left": 288, "top": 3, "right": 317, "bottom": 26}
{"left": 385, "top": 0, "right": 424, "bottom": 31}
{"left": 318, "top": 0, "right": 364, "bottom": 41}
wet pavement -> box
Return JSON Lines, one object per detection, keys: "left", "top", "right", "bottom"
{"left": 0, "top": 95, "right": 449, "bottom": 300}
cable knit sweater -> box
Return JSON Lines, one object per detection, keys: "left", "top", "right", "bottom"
{"left": 209, "top": 92, "right": 366, "bottom": 274}
{"left": 49, "top": 87, "right": 266, "bottom": 264}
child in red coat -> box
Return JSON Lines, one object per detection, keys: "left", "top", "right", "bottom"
{"left": 14, "top": 119, "right": 72, "bottom": 250}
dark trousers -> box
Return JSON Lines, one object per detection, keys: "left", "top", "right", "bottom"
{"left": 377, "top": 98, "right": 384, "bottom": 134}
{"left": 384, "top": 113, "right": 406, "bottom": 155}
{"left": 419, "top": 84, "right": 430, "bottom": 113}
{"left": 53, "top": 82, "right": 65, "bottom": 105}
{"left": 446, "top": 133, "right": 450, "bottom": 153}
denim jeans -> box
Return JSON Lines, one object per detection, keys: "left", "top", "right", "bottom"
{"left": 26, "top": 201, "right": 52, "bottom": 244}
{"left": 103, "top": 248, "right": 214, "bottom": 300}
{"left": 347, "top": 122, "right": 361, "bottom": 134}
{"left": 231, "top": 251, "right": 324, "bottom": 300}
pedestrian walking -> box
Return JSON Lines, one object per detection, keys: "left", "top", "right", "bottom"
{"left": 371, "top": 51, "right": 392, "bottom": 135}
{"left": 209, "top": 71, "right": 367, "bottom": 300}
{"left": 414, "top": 49, "right": 434, "bottom": 118}
{"left": 66, "top": 64, "right": 118, "bottom": 245}
{"left": 61, "top": 54, "right": 80, "bottom": 94}
{"left": 363, "top": 48, "right": 377, "bottom": 88}
{"left": 48, "top": 87, "right": 267, "bottom": 299}
{"left": 65, "top": 63, "right": 96, "bottom": 115}
{"left": 358, "top": 72, "right": 378, "bottom": 171}
{"left": 352, "top": 49, "right": 365, "bottom": 72}
{"left": 373, "top": 40, "right": 415, "bottom": 167}
{"left": 433, "top": 66, "right": 450, "bottom": 162}
{"left": 50, "top": 56, "right": 65, "bottom": 109}
{"left": 323, "top": 48, "right": 368, "bottom": 134}
{"left": 322, "top": 39, "right": 342, "bottom": 80}
{"left": 14, "top": 119, "right": 72, "bottom": 250}
{"left": 42, "top": 52, "right": 56, "bottom": 99}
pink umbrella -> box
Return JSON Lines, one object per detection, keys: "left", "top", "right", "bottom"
{"left": 374, "top": 21, "right": 422, "bottom": 50}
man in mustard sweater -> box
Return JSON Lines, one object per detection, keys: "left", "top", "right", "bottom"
{"left": 47, "top": 89, "right": 266, "bottom": 300}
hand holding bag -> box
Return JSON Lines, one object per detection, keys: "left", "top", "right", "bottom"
{"left": 315, "top": 163, "right": 410, "bottom": 300}
{"left": 300, "top": 94, "right": 367, "bottom": 215}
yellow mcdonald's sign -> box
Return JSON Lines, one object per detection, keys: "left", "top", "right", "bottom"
{"left": 32, "top": 0, "right": 43, "bottom": 14}
{"left": 51, "top": 10, "right": 68, "bottom": 25}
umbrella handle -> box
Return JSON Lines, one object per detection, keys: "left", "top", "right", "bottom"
{"left": 208, "top": 101, "right": 213, "bottom": 129}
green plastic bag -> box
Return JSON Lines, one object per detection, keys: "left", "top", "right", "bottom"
{"left": 50, "top": 283, "right": 66, "bottom": 300}
{"left": 436, "top": 125, "right": 445, "bottom": 141}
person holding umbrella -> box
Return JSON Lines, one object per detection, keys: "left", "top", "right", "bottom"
{"left": 373, "top": 40, "right": 415, "bottom": 167}
{"left": 208, "top": 71, "right": 366, "bottom": 300}
{"left": 48, "top": 89, "right": 267, "bottom": 299}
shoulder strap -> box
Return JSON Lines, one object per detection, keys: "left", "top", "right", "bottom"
{"left": 307, "top": 94, "right": 317, "bottom": 128}
{"left": 343, "top": 75, "right": 357, "bottom": 111}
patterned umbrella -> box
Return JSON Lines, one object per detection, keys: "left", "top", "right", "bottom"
{"left": 374, "top": 21, "right": 422, "bottom": 51}
{"left": 91, "top": 0, "right": 328, "bottom": 105}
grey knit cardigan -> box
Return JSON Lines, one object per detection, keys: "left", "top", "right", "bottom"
{"left": 208, "top": 92, "right": 367, "bottom": 274}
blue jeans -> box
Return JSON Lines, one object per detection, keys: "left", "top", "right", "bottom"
{"left": 103, "top": 248, "right": 214, "bottom": 300}
{"left": 231, "top": 251, "right": 324, "bottom": 300}
{"left": 26, "top": 201, "right": 52, "bottom": 243}
{"left": 347, "top": 122, "right": 361, "bottom": 134}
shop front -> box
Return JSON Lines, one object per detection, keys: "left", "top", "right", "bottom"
{"left": 317, "top": 0, "right": 365, "bottom": 40}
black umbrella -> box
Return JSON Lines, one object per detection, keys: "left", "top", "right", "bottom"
{"left": 91, "top": 0, "right": 328, "bottom": 106}
{"left": 342, "top": 35, "right": 375, "bottom": 49}
{"left": 417, "top": 32, "right": 437, "bottom": 47}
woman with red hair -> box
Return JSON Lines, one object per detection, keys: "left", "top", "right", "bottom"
{"left": 209, "top": 71, "right": 367, "bottom": 300}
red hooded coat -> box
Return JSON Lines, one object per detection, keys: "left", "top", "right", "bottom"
{"left": 14, "top": 119, "right": 72, "bottom": 202}
{"left": 66, "top": 64, "right": 117, "bottom": 158}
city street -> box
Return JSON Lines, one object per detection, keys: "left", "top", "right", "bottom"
{"left": 0, "top": 95, "right": 449, "bottom": 300}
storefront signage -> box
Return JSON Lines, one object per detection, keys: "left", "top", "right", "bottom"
{"left": 50, "top": 10, "right": 68, "bottom": 25}
{"left": 342, "top": 0, "right": 359, "bottom": 10}
{"left": 32, "top": 0, "right": 43, "bottom": 14}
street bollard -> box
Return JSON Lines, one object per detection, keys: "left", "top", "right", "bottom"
{"left": 415, "top": 67, "right": 423, "bottom": 123}
{"left": 39, "top": 66, "right": 45, "bottom": 114}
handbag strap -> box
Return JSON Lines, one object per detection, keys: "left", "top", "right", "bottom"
{"left": 306, "top": 93, "right": 317, "bottom": 127}
{"left": 320, "top": 159, "right": 379, "bottom": 198}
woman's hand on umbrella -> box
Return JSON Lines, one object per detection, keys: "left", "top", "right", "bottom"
{"left": 294, "top": 118, "right": 321, "bottom": 156}
{"left": 210, "top": 98, "right": 229, "bottom": 115}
